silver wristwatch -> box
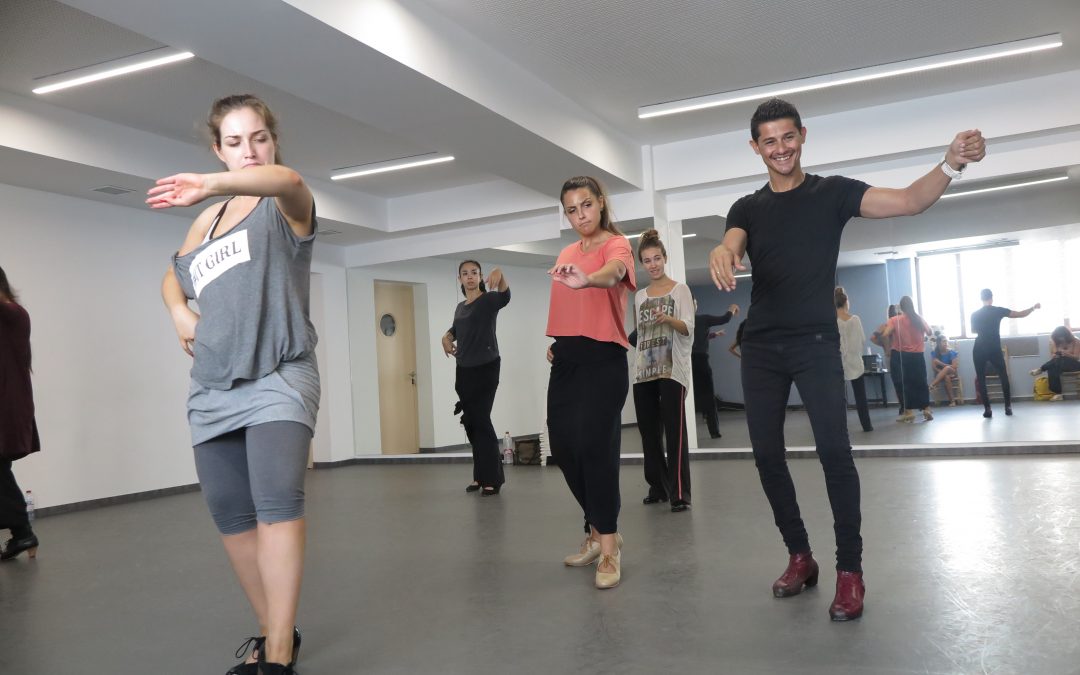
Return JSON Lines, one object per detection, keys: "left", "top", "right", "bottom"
{"left": 939, "top": 155, "right": 965, "bottom": 179}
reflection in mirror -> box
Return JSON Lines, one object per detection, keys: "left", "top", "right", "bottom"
{"left": 685, "top": 171, "right": 1080, "bottom": 449}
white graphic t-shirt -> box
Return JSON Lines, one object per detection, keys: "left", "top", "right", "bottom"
{"left": 634, "top": 283, "right": 695, "bottom": 388}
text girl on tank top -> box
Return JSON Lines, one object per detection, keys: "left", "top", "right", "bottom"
{"left": 154, "top": 95, "right": 316, "bottom": 674}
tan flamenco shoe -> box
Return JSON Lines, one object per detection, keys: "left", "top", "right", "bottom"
{"left": 563, "top": 532, "right": 624, "bottom": 567}
{"left": 595, "top": 550, "right": 621, "bottom": 589}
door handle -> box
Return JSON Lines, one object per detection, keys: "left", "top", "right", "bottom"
{"left": 408, "top": 370, "right": 416, "bottom": 385}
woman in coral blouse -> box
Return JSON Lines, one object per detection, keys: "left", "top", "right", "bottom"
{"left": 546, "top": 176, "right": 636, "bottom": 590}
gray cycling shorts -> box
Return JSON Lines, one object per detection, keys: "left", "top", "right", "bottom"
{"left": 193, "top": 420, "right": 311, "bottom": 535}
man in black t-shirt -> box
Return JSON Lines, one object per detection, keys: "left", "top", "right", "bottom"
{"left": 708, "top": 98, "right": 985, "bottom": 622}
{"left": 970, "top": 288, "right": 1039, "bottom": 418}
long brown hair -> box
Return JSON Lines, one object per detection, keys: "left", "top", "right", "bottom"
{"left": 0, "top": 265, "right": 30, "bottom": 368}
{"left": 898, "top": 295, "right": 927, "bottom": 333}
{"left": 0, "top": 264, "right": 17, "bottom": 304}
{"left": 559, "top": 176, "right": 623, "bottom": 236}
{"left": 206, "top": 94, "right": 283, "bottom": 164}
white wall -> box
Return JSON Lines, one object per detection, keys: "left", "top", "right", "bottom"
{"left": 347, "top": 259, "right": 556, "bottom": 453}
{"left": 0, "top": 182, "right": 354, "bottom": 508}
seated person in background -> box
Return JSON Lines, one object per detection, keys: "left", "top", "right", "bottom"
{"left": 1030, "top": 320, "right": 1080, "bottom": 401}
{"left": 929, "top": 335, "right": 960, "bottom": 406}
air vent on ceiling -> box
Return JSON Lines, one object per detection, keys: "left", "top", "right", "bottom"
{"left": 91, "top": 185, "right": 135, "bottom": 196}
{"left": 320, "top": 229, "right": 341, "bottom": 236}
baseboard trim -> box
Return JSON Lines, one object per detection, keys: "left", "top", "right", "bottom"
{"left": 31, "top": 440, "right": 1080, "bottom": 517}
{"left": 35, "top": 483, "right": 202, "bottom": 519}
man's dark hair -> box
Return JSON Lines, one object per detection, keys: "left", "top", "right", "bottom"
{"left": 750, "top": 98, "right": 802, "bottom": 141}
{"left": 980, "top": 288, "right": 993, "bottom": 302}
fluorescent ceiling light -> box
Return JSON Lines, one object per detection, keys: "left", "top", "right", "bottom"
{"left": 939, "top": 175, "right": 1069, "bottom": 200}
{"left": 638, "top": 33, "right": 1062, "bottom": 119}
{"left": 917, "top": 239, "right": 1019, "bottom": 257}
{"left": 331, "top": 154, "right": 454, "bottom": 180}
{"left": 625, "top": 232, "right": 697, "bottom": 239}
{"left": 734, "top": 273, "right": 752, "bottom": 279}
{"left": 33, "top": 47, "right": 194, "bottom": 94}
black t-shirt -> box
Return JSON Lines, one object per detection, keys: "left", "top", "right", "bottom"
{"left": 971, "top": 305, "right": 1011, "bottom": 349}
{"left": 449, "top": 289, "right": 511, "bottom": 368}
{"left": 725, "top": 174, "right": 869, "bottom": 342}
{"left": 692, "top": 311, "right": 734, "bottom": 355}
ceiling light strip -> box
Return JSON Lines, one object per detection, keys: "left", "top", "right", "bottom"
{"left": 939, "top": 175, "right": 1069, "bottom": 200}
{"left": 638, "top": 34, "right": 1062, "bottom": 119}
{"left": 33, "top": 48, "right": 194, "bottom": 94}
{"left": 917, "top": 239, "right": 1019, "bottom": 257}
{"left": 331, "top": 154, "right": 454, "bottom": 180}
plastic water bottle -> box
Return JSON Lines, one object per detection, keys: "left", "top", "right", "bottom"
{"left": 502, "top": 432, "right": 514, "bottom": 465}
{"left": 24, "top": 490, "right": 35, "bottom": 522}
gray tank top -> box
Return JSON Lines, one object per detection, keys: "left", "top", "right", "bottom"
{"left": 173, "top": 197, "right": 318, "bottom": 390}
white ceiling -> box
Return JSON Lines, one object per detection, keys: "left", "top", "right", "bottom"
{"left": 420, "top": 0, "right": 1080, "bottom": 142}
{"left": 0, "top": 0, "right": 1077, "bottom": 271}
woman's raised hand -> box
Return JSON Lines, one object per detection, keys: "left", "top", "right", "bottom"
{"left": 147, "top": 173, "right": 213, "bottom": 209}
{"left": 548, "top": 263, "right": 590, "bottom": 289}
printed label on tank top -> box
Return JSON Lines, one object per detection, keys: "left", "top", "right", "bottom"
{"left": 190, "top": 229, "right": 251, "bottom": 298}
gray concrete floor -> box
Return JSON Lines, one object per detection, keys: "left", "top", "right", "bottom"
{"left": 2, "top": 454, "right": 1079, "bottom": 674}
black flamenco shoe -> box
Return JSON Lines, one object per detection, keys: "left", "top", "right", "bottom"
{"left": 229, "top": 628, "right": 300, "bottom": 675}
{"left": 670, "top": 501, "right": 691, "bottom": 513}
{"left": 481, "top": 485, "right": 501, "bottom": 496}
{"left": 226, "top": 636, "right": 264, "bottom": 675}
{"left": 465, "top": 483, "right": 481, "bottom": 493}
{"left": 1, "top": 531, "right": 39, "bottom": 561}
{"left": 256, "top": 627, "right": 302, "bottom": 675}
{"left": 642, "top": 495, "right": 668, "bottom": 505}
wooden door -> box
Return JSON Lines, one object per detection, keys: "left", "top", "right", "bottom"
{"left": 374, "top": 281, "right": 419, "bottom": 454}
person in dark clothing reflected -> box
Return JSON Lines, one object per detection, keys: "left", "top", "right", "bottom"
{"left": 692, "top": 303, "right": 739, "bottom": 438}
{"left": 970, "top": 288, "right": 1039, "bottom": 417}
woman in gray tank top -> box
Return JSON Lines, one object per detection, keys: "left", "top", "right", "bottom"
{"left": 152, "top": 94, "right": 316, "bottom": 675}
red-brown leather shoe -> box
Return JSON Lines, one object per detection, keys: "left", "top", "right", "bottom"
{"left": 828, "top": 570, "right": 865, "bottom": 621}
{"left": 771, "top": 551, "right": 819, "bottom": 598}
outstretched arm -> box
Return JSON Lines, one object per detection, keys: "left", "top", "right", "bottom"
{"left": 860, "top": 130, "right": 986, "bottom": 219}
{"left": 1008, "top": 302, "right": 1040, "bottom": 319}
{"left": 147, "top": 165, "right": 314, "bottom": 237}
